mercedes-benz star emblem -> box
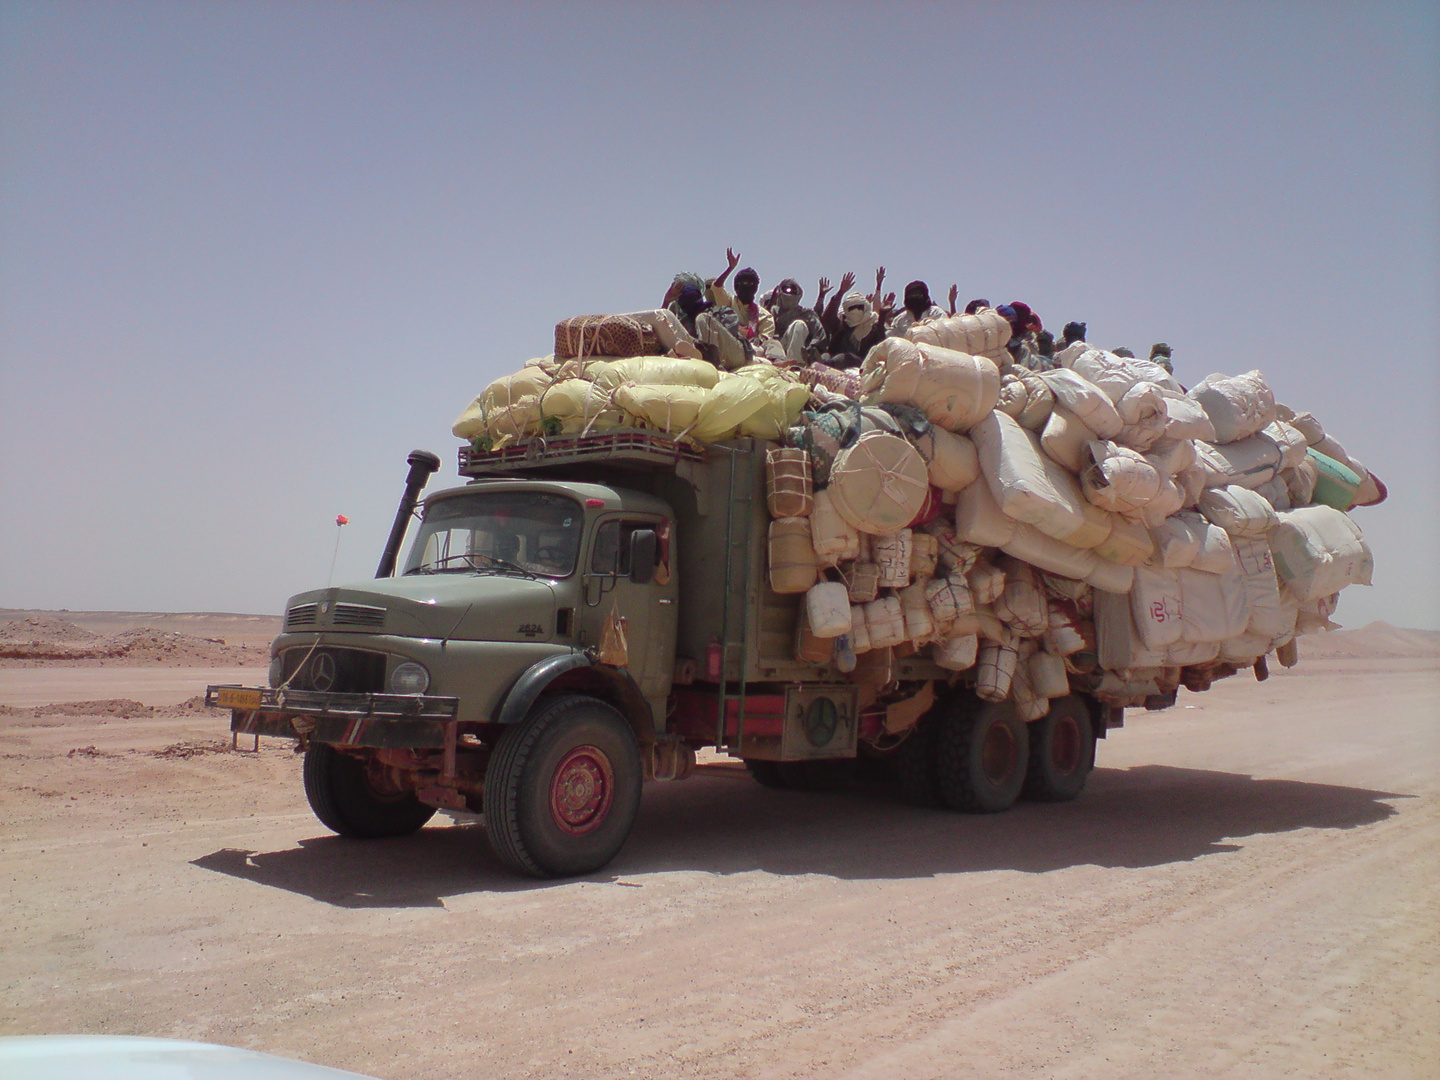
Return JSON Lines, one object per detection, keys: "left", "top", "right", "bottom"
{"left": 309, "top": 651, "right": 338, "bottom": 692}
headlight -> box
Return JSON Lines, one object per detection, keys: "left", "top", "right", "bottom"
{"left": 388, "top": 661, "right": 430, "bottom": 695}
{"left": 268, "top": 655, "right": 285, "bottom": 687}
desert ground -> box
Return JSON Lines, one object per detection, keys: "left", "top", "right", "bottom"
{"left": 1, "top": 610, "right": 1436, "bottom": 1079}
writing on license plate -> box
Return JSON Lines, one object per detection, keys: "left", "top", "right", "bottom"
{"left": 216, "top": 687, "right": 263, "bottom": 710}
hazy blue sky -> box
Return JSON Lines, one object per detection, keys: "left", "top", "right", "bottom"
{"left": 2, "top": 1, "right": 1437, "bottom": 628}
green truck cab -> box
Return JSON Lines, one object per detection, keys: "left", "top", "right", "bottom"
{"left": 209, "top": 431, "right": 1113, "bottom": 878}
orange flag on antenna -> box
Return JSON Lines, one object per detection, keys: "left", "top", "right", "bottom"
{"left": 336, "top": 514, "right": 350, "bottom": 526}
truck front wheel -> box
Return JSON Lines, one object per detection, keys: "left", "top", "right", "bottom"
{"left": 483, "top": 694, "right": 643, "bottom": 878}
{"left": 1022, "top": 696, "right": 1095, "bottom": 802}
{"left": 935, "top": 700, "right": 1029, "bottom": 813}
{"left": 302, "top": 743, "right": 436, "bottom": 838}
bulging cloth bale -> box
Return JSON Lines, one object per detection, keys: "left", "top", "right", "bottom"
{"left": 732, "top": 364, "right": 811, "bottom": 440}
{"left": 453, "top": 364, "right": 554, "bottom": 440}
{"left": 1198, "top": 485, "right": 1278, "bottom": 538}
{"left": 1113, "top": 382, "right": 1168, "bottom": 452}
{"left": 906, "top": 307, "right": 1012, "bottom": 356}
{"left": 1187, "top": 370, "right": 1276, "bottom": 444}
{"left": 912, "top": 426, "right": 980, "bottom": 490}
{"left": 1037, "top": 370, "right": 1123, "bottom": 439}
{"left": 1081, "top": 441, "right": 1165, "bottom": 516}
{"left": 973, "top": 411, "right": 1088, "bottom": 541}
{"left": 828, "top": 432, "right": 931, "bottom": 535}
{"left": 1269, "top": 505, "right": 1373, "bottom": 602}
{"left": 555, "top": 314, "right": 660, "bottom": 359}
{"left": 1160, "top": 391, "right": 1217, "bottom": 442}
{"left": 861, "top": 338, "right": 1000, "bottom": 432}
{"left": 1064, "top": 347, "right": 1183, "bottom": 401}
{"left": 586, "top": 356, "right": 720, "bottom": 391}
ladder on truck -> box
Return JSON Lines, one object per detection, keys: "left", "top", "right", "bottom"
{"left": 715, "top": 444, "right": 756, "bottom": 753}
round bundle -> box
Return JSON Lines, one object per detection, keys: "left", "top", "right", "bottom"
{"left": 828, "top": 432, "right": 931, "bottom": 535}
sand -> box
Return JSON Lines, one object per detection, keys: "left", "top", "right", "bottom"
{"left": 0, "top": 612, "right": 1435, "bottom": 1079}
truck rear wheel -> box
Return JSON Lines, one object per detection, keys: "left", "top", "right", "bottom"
{"left": 483, "top": 694, "right": 642, "bottom": 879}
{"left": 890, "top": 712, "right": 943, "bottom": 808}
{"left": 1021, "top": 695, "right": 1095, "bottom": 802}
{"left": 302, "top": 743, "right": 436, "bottom": 838}
{"left": 935, "top": 700, "right": 1029, "bottom": 813}
{"left": 745, "top": 760, "right": 788, "bottom": 789}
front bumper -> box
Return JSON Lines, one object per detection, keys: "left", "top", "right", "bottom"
{"left": 205, "top": 684, "right": 460, "bottom": 749}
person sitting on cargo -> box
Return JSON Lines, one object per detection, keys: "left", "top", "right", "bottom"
{"left": 768, "top": 278, "right": 827, "bottom": 366}
{"left": 1112, "top": 346, "right": 1136, "bottom": 358}
{"left": 669, "top": 279, "right": 751, "bottom": 371}
{"left": 823, "top": 291, "right": 886, "bottom": 369}
{"left": 814, "top": 271, "right": 857, "bottom": 341}
{"left": 964, "top": 298, "right": 992, "bottom": 315}
{"left": 1035, "top": 329, "right": 1056, "bottom": 360}
{"left": 707, "top": 249, "right": 776, "bottom": 347}
{"left": 994, "top": 302, "right": 1049, "bottom": 372}
{"left": 1149, "top": 341, "right": 1174, "bottom": 374}
{"left": 887, "top": 280, "right": 946, "bottom": 337}
{"left": 1060, "top": 320, "right": 1087, "bottom": 349}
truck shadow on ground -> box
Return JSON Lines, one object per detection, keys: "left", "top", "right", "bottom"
{"left": 190, "top": 763, "right": 1407, "bottom": 908}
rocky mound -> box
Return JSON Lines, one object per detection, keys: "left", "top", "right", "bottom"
{"left": 1298, "top": 621, "right": 1440, "bottom": 659}
{"left": 0, "top": 616, "right": 104, "bottom": 645}
{"left": 0, "top": 624, "right": 267, "bottom": 664}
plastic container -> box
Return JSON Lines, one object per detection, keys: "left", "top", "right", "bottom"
{"left": 863, "top": 596, "right": 907, "bottom": 649}
{"left": 975, "top": 642, "right": 1019, "bottom": 702}
{"left": 872, "top": 530, "right": 914, "bottom": 588}
{"left": 810, "top": 488, "right": 862, "bottom": 566}
{"left": 805, "top": 581, "right": 853, "bottom": 638}
{"left": 768, "top": 518, "right": 817, "bottom": 594}
{"left": 899, "top": 582, "right": 935, "bottom": 642}
{"left": 934, "top": 632, "right": 979, "bottom": 671}
{"left": 766, "top": 447, "right": 814, "bottom": 519}
{"left": 909, "top": 532, "right": 939, "bottom": 580}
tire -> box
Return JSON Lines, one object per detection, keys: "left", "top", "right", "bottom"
{"left": 483, "top": 694, "right": 642, "bottom": 879}
{"left": 935, "top": 699, "right": 1029, "bottom": 813}
{"left": 302, "top": 742, "right": 436, "bottom": 838}
{"left": 890, "top": 713, "right": 943, "bottom": 808}
{"left": 1022, "top": 695, "right": 1095, "bottom": 802}
{"left": 745, "top": 760, "right": 788, "bottom": 789}
{"left": 776, "top": 758, "right": 857, "bottom": 792}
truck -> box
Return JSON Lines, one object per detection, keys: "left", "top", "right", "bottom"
{"left": 209, "top": 430, "right": 1123, "bottom": 878}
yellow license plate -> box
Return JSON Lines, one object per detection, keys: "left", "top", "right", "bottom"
{"left": 216, "top": 687, "right": 263, "bottom": 710}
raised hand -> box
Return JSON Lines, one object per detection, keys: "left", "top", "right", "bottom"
{"left": 948, "top": 284, "right": 959, "bottom": 314}
{"left": 875, "top": 266, "right": 887, "bottom": 292}
{"left": 726, "top": 247, "right": 740, "bottom": 271}
{"left": 839, "top": 271, "right": 857, "bottom": 295}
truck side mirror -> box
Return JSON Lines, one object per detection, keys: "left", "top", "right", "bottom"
{"left": 629, "top": 529, "right": 658, "bottom": 585}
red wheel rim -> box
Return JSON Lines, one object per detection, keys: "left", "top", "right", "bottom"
{"left": 980, "top": 721, "right": 1017, "bottom": 785}
{"left": 549, "top": 745, "right": 615, "bottom": 836}
{"left": 1050, "top": 715, "right": 1082, "bottom": 776}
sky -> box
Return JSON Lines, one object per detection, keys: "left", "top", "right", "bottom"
{"left": 1, "top": 1, "right": 1437, "bottom": 629}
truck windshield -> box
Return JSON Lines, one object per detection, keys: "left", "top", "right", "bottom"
{"left": 403, "top": 492, "right": 583, "bottom": 579}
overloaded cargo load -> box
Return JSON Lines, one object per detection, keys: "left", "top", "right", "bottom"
{"left": 453, "top": 307, "right": 1383, "bottom": 712}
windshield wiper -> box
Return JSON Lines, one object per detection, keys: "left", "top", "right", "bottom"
{"left": 406, "top": 553, "right": 538, "bottom": 579}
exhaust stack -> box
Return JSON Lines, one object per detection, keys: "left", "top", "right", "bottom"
{"left": 376, "top": 449, "right": 441, "bottom": 578}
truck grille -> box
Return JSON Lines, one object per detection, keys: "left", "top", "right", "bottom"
{"left": 286, "top": 603, "right": 318, "bottom": 628}
{"left": 333, "top": 603, "right": 386, "bottom": 628}
{"left": 280, "top": 647, "right": 387, "bottom": 693}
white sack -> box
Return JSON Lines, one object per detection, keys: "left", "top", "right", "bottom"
{"left": 1198, "top": 486, "right": 1278, "bottom": 538}
{"left": 1036, "top": 369, "right": 1123, "bottom": 438}
{"left": 973, "top": 411, "right": 1087, "bottom": 540}
{"left": 1269, "top": 505, "right": 1374, "bottom": 602}
{"left": 1187, "top": 369, "right": 1276, "bottom": 444}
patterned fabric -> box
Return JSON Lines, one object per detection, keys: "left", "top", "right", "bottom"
{"left": 554, "top": 315, "right": 660, "bottom": 359}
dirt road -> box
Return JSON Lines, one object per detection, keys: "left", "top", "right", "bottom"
{"left": 2, "top": 657, "right": 1436, "bottom": 1079}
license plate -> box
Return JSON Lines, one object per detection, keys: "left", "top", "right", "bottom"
{"left": 216, "top": 687, "right": 263, "bottom": 710}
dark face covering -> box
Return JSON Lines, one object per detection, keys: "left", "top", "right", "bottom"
{"left": 734, "top": 270, "right": 759, "bottom": 304}
{"left": 904, "top": 282, "right": 931, "bottom": 318}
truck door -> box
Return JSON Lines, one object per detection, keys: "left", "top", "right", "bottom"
{"left": 583, "top": 515, "right": 678, "bottom": 706}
